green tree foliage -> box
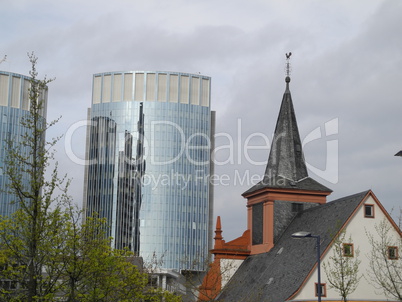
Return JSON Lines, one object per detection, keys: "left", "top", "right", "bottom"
{"left": 366, "top": 219, "right": 402, "bottom": 300}
{"left": 59, "top": 205, "right": 181, "bottom": 301}
{"left": 0, "top": 52, "right": 63, "bottom": 301}
{"left": 323, "top": 231, "right": 361, "bottom": 301}
{"left": 0, "top": 54, "right": 181, "bottom": 302}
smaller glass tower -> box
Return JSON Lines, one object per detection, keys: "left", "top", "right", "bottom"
{"left": 0, "top": 71, "right": 48, "bottom": 216}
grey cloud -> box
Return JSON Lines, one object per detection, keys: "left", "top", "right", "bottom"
{"left": 2, "top": 0, "right": 401, "bottom": 241}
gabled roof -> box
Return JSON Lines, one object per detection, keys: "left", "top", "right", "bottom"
{"left": 244, "top": 77, "right": 331, "bottom": 195}
{"left": 216, "top": 190, "right": 370, "bottom": 302}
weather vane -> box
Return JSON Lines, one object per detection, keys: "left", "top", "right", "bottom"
{"left": 285, "top": 52, "right": 292, "bottom": 77}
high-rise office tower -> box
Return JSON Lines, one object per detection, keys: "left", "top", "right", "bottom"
{"left": 0, "top": 71, "right": 48, "bottom": 216}
{"left": 83, "top": 71, "right": 214, "bottom": 271}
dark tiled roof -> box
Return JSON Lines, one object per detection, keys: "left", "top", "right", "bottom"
{"left": 216, "top": 190, "right": 370, "bottom": 302}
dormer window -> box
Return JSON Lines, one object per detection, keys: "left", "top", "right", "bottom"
{"left": 364, "top": 204, "right": 374, "bottom": 218}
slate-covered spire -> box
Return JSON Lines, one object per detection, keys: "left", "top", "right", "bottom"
{"left": 243, "top": 66, "right": 331, "bottom": 195}
{"left": 264, "top": 75, "right": 308, "bottom": 182}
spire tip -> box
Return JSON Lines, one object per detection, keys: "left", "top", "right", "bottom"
{"left": 285, "top": 52, "right": 292, "bottom": 79}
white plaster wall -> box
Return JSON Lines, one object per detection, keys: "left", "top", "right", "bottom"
{"left": 220, "top": 259, "right": 243, "bottom": 288}
{"left": 292, "top": 195, "right": 401, "bottom": 301}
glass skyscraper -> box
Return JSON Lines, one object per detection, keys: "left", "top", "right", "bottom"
{"left": 0, "top": 71, "right": 48, "bottom": 216}
{"left": 83, "top": 71, "right": 214, "bottom": 271}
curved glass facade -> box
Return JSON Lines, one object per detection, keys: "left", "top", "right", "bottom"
{"left": 0, "top": 71, "right": 48, "bottom": 217}
{"left": 84, "top": 71, "right": 213, "bottom": 271}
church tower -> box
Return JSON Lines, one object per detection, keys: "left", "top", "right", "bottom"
{"left": 199, "top": 56, "right": 334, "bottom": 301}
{"left": 243, "top": 55, "right": 332, "bottom": 255}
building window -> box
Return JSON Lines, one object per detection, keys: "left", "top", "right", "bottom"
{"left": 388, "top": 246, "right": 399, "bottom": 260}
{"left": 252, "top": 203, "right": 263, "bottom": 245}
{"left": 364, "top": 204, "right": 374, "bottom": 218}
{"left": 343, "top": 243, "right": 354, "bottom": 257}
{"left": 315, "top": 283, "right": 327, "bottom": 297}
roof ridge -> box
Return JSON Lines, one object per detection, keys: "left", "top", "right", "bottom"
{"left": 297, "top": 190, "right": 370, "bottom": 215}
{"left": 326, "top": 189, "right": 370, "bottom": 204}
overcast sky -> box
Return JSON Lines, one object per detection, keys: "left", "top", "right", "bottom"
{"left": 1, "top": 0, "right": 401, "bottom": 241}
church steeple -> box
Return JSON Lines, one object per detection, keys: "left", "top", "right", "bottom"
{"left": 244, "top": 55, "right": 331, "bottom": 195}
{"left": 243, "top": 55, "right": 332, "bottom": 255}
{"left": 264, "top": 75, "right": 308, "bottom": 183}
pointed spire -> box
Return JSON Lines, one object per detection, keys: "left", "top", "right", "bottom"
{"left": 263, "top": 52, "right": 307, "bottom": 183}
{"left": 263, "top": 73, "right": 308, "bottom": 183}
{"left": 243, "top": 54, "right": 332, "bottom": 195}
{"left": 214, "top": 216, "right": 224, "bottom": 249}
{"left": 214, "top": 216, "right": 223, "bottom": 240}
